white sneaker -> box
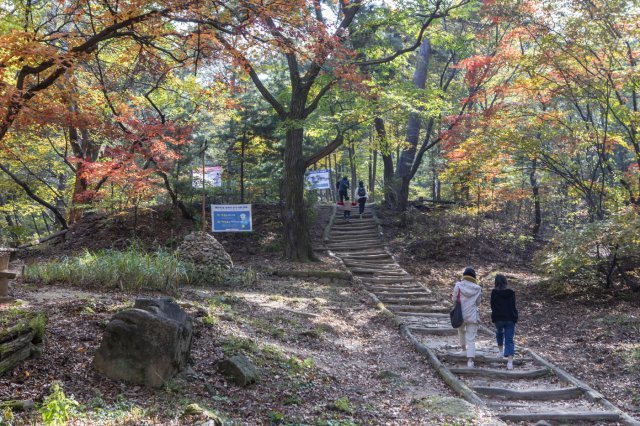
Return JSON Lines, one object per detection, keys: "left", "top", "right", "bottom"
{"left": 467, "top": 359, "right": 474, "bottom": 368}
{"left": 507, "top": 360, "right": 513, "bottom": 370}
{"left": 496, "top": 348, "right": 504, "bottom": 358}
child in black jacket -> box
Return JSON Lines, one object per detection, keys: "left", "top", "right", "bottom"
{"left": 491, "top": 274, "right": 518, "bottom": 370}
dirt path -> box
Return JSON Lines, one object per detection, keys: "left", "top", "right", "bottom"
{"left": 2, "top": 254, "right": 467, "bottom": 424}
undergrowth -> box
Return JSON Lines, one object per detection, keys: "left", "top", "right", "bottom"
{"left": 24, "top": 246, "right": 254, "bottom": 291}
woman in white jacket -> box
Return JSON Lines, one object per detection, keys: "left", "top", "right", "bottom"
{"left": 452, "top": 267, "right": 482, "bottom": 368}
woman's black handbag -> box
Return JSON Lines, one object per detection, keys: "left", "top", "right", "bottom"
{"left": 450, "top": 289, "right": 463, "bottom": 328}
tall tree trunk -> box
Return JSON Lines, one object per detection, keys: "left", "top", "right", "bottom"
{"left": 395, "top": 38, "right": 431, "bottom": 212}
{"left": 348, "top": 143, "right": 356, "bottom": 200}
{"left": 374, "top": 117, "right": 395, "bottom": 206}
{"left": 281, "top": 125, "right": 313, "bottom": 261}
{"left": 530, "top": 158, "right": 542, "bottom": 236}
{"left": 0, "top": 195, "right": 13, "bottom": 227}
{"left": 371, "top": 148, "right": 377, "bottom": 201}
{"left": 240, "top": 132, "right": 246, "bottom": 204}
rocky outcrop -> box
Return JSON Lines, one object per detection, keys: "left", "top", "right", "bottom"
{"left": 177, "top": 232, "right": 233, "bottom": 272}
{"left": 93, "top": 297, "right": 193, "bottom": 388}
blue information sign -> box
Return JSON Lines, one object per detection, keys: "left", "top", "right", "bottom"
{"left": 211, "top": 204, "right": 252, "bottom": 232}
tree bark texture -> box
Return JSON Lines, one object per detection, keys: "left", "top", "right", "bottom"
{"left": 374, "top": 117, "right": 396, "bottom": 206}
{"left": 281, "top": 126, "right": 313, "bottom": 261}
{"left": 529, "top": 158, "right": 542, "bottom": 236}
{"left": 394, "top": 38, "right": 431, "bottom": 212}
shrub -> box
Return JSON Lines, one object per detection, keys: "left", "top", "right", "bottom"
{"left": 536, "top": 208, "right": 640, "bottom": 294}
{"left": 39, "top": 382, "right": 79, "bottom": 425}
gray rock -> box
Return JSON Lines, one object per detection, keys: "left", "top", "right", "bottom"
{"left": 177, "top": 232, "right": 233, "bottom": 272}
{"left": 218, "top": 354, "right": 258, "bottom": 386}
{"left": 415, "top": 396, "right": 477, "bottom": 420}
{"left": 93, "top": 297, "right": 193, "bottom": 388}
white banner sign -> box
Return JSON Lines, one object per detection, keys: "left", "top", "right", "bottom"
{"left": 211, "top": 204, "right": 252, "bottom": 232}
{"left": 306, "top": 170, "right": 331, "bottom": 190}
{"left": 193, "top": 166, "right": 223, "bottom": 188}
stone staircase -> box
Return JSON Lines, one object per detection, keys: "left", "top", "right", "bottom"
{"left": 324, "top": 204, "right": 639, "bottom": 425}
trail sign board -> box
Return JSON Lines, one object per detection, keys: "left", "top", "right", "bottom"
{"left": 211, "top": 204, "right": 252, "bottom": 232}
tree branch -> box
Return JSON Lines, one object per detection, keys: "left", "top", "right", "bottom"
{"left": 304, "top": 132, "right": 344, "bottom": 168}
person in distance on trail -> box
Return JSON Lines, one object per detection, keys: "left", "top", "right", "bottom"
{"left": 356, "top": 181, "right": 368, "bottom": 219}
{"left": 341, "top": 197, "right": 352, "bottom": 222}
{"left": 452, "top": 267, "right": 482, "bottom": 368}
{"left": 491, "top": 274, "right": 518, "bottom": 370}
{"left": 337, "top": 176, "right": 350, "bottom": 203}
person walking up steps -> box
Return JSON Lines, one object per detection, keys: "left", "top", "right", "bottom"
{"left": 341, "top": 199, "right": 352, "bottom": 222}
{"left": 337, "top": 176, "right": 350, "bottom": 202}
{"left": 356, "top": 181, "right": 367, "bottom": 218}
{"left": 452, "top": 267, "right": 482, "bottom": 368}
{"left": 491, "top": 274, "right": 518, "bottom": 370}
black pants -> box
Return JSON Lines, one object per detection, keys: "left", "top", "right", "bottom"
{"left": 358, "top": 198, "right": 366, "bottom": 214}
{"left": 339, "top": 190, "right": 348, "bottom": 202}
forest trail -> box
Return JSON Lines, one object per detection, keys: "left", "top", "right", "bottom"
{"left": 324, "top": 204, "right": 640, "bottom": 425}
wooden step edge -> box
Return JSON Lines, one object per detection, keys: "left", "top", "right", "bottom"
{"left": 473, "top": 386, "right": 583, "bottom": 401}
{"left": 385, "top": 304, "right": 435, "bottom": 311}
{"left": 499, "top": 410, "right": 621, "bottom": 422}
{"left": 395, "top": 312, "right": 448, "bottom": 318}
{"left": 373, "top": 292, "right": 433, "bottom": 297}
{"left": 441, "top": 353, "right": 528, "bottom": 365}
{"left": 379, "top": 298, "right": 437, "bottom": 305}
{"left": 409, "top": 326, "right": 458, "bottom": 335}
{"left": 450, "top": 367, "right": 552, "bottom": 379}
{"left": 361, "top": 277, "right": 415, "bottom": 283}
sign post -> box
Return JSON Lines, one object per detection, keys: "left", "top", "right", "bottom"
{"left": 211, "top": 204, "right": 253, "bottom": 232}
{"left": 305, "top": 169, "right": 331, "bottom": 190}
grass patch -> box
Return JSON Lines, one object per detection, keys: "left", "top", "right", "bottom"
{"left": 23, "top": 246, "right": 239, "bottom": 291}
{"left": 24, "top": 247, "right": 186, "bottom": 291}
{"left": 330, "top": 397, "right": 354, "bottom": 414}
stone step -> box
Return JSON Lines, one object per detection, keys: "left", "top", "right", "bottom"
{"left": 361, "top": 276, "right": 415, "bottom": 284}
{"left": 378, "top": 297, "right": 436, "bottom": 305}
{"left": 375, "top": 291, "right": 432, "bottom": 298}
{"left": 384, "top": 304, "right": 433, "bottom": 313}
{"left": 329, "top": 244, "right": 384, "bottom": 250}
{"left": 352, "top": 269, "right": 408, "bottom": 276}
{"left": 342, "top": 260, "right": 398, "bottom": 266}
{"left": 450, "top": 367, "right": 551, "bottom": 380}
{"left": 365, "top": 285, "right": 426, "bottom": 293}
{"left": 474, "top": 386, "right": 583, "bottom": 401}
{"left": 441, "top": 353, "right": 528, "bottom": 366}
{"left": 340, "top": 254, "right": 392, "bottom": 261}
{"left": 331, "top": 225, "right": 378, "bottom": 231}
{"left": 349, "top": 264, "right": 404, "bottom": 269}
{"left": 328, "top": 239, "right": 382, "bottom": 246}
{"left": 409, "top": 326, "right": 458, "bottom": 336}
{"left": 331, "top": 239, "right": 381, "bottom": 245}
{"left": 499, "top": 411, "right": 620, "bottom": 422}
{"left": 395, "top": 312, "right": 447, "bottom": 318}
{"left": 336, "top": 254, "right": 390, "bottom": 259}
{"left": 329, "top": 232, "right": 380, "bottom": 238}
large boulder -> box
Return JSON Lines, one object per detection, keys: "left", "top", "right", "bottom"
{"left": 177, "top": 232, "right": 233, "bottom": 272}
{"left": 93, "top": 297, "right": 193, "bottom": 388}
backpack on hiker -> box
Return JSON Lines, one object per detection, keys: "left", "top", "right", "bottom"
{"left": 357, "top": 186, "right": 366, "bottom": 198}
